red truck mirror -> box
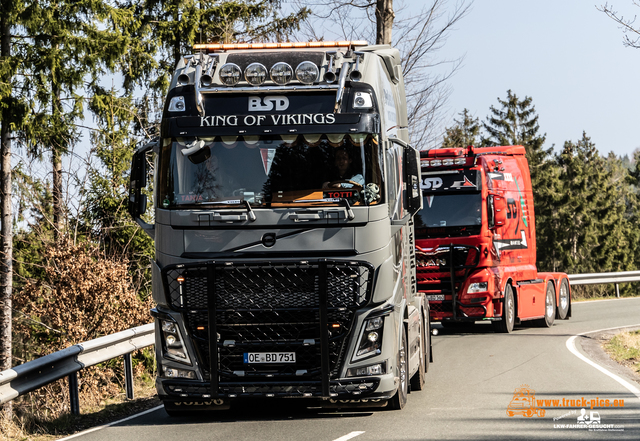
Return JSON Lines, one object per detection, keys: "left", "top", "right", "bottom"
{"left": 493, "top": 195, "right": 506, "bottom": 227}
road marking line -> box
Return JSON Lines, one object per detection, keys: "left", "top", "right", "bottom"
{"left": 566, "top": 323, "right": 640, "bottom": 402}
{"left": 55, "top": 405, "right": 164, "bottom": 441}
{"left": 333, "top": 431, "right": 366, "bottom": 441}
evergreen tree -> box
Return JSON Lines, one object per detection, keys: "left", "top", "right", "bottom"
{"left": 442, "top": 108, "right": 480, "bottom": 148}
{"left": 83, "top": 87, "right": 154, "bottom": 294}
{"left": 543, "top": 133, "right": 634, "bottom": 282}
{"left": 117, "top": 0, "right": 309, "bottom": 98}
{"left": 19, "top": 0, "right": 130, "bottom": 240}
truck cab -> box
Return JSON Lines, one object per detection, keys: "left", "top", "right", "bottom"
{"left": 415, "top": 146, "right": 571, "bottom": 332}
{"left": 128, "top": 41, "right": 430, "bottom": 413}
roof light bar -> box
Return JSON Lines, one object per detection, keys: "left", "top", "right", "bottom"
{"left": 193, "top": 41, "right": 368, "bottom": 51}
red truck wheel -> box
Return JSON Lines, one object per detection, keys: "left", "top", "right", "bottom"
{"left": 493, "top": 284, "right": 515, "bottom": 333}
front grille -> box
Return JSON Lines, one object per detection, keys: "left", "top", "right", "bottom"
{"left": 162, "top": 260, "right": 373, "bottom": 397}
{"left": 415, "top": 244, "right": 482, "bottom": 321}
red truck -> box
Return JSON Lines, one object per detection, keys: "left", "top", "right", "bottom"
{"left": 415, "top": 145, "right": 571, "bottom": 332}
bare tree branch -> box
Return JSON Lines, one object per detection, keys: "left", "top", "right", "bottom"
{"left": 598, "top": 2, "right": 640, "bottom": 48}
{"left": 293, "top": 0, "right": 472, "bottom": 149}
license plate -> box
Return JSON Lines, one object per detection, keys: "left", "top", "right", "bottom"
{"left": 426, "top": 294, "right": 445, "bottom": 301}
{"left": 244, "top": 352, "right": 296, "bottom": 364}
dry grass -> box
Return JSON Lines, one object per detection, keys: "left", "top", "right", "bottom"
{"left": 0, "top": 374, "right": 159, "bottom": 441}
{"left": 603, "top": 330, "right": 640, "bottom": 375}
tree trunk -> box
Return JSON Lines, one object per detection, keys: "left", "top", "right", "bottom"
{"left": 0, "top": 3, "right": 14, "bottom": 417}
{"left": 375, "top": 0, "right": 395, "bottom": 45}
{"left": 51, "top": 62, "right": 64, "bottom": 239}
{"left": 52, "top": 135, "right": 63, "bottom": 238}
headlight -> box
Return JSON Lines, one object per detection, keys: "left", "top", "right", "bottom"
{"left": 162, "top": 365, "right": 196, "bottom": 379}
{"left": 355, "top": 316, "right": 384, "bottom": 359}
{"left": 160, "top": 319, "right": 191, "bottom": 364}
{"left": 295, "top": 61, "right": 319, "bottom": 84}
{"left": 467, "top": 282, "right": 488, "bottom": 293}
{"left": 219, "top": 63, "right": 241, "bottom": 86}
{"left": 270, "top": 62, "right": 293, "bottom": 85}
{"left": 347, "top": 361, "right": 386, "bottom": 377}
{"left": 244, "top": 62, "right": 268, "bottom": 86}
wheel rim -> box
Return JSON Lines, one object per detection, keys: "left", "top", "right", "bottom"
{"left": 559, "top": 283, "right": 568, "bottom": 310}
{"left": 506, "top": 294, "right": 514, "bottom": 325}
{"left": 546, "top": 288, "right": 554, "bottom": 318}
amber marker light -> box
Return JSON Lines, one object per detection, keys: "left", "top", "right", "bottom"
{"left": 193, "top": 41, "right": 368, "bottom": 51}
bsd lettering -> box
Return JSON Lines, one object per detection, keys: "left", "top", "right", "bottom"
{"left": 248, "top": 95, "right": 289, "bottom": 111}
{"left": 421, "top": 177, "right": 443, "bottom": 190}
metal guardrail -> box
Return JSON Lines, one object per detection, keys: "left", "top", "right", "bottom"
{"left": 0, "top": 323, "right": 154, "bottom": 414}
{"left": 568, "top": 271, "right": 640, "bottom": 297}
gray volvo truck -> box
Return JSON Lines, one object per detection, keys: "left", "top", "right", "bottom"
{"left": 128, "top": 40, "right": 430, "bottom": 415}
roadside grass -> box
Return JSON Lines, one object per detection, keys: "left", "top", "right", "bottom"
{"left": 0, "top": 376, "right": 159, "bottom": 441}
{"left": 603, "top": 330, "right": 640, "bottom": 375}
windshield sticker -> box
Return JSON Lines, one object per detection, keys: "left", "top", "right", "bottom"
{"left": 180, "top": 194, "right": 204, "bottom": 203}
{"left": 323, "top": 190, "right": 357, "bottom": 199}
{"left": 200, "top": 113, "right": 336, "bottom": 127}
{"left": 260, "top": 148, "right": 276, "bottom": 175}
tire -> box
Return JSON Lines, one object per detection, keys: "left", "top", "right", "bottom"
{"left": 556, "top": 278, "right": 570, "bottom": 320}
{"left": 493, "top": 284, "right": 515, "bottom": 333}
{"left": 389, "top": 328, "right": 408, "bottom": 410}
{"left": 410, "top": 313, "right": 428, "bottom": 392}
{"left": 536, "top": 281, "right": 556, "bottom": 327}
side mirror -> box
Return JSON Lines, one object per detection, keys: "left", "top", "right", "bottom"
{"left": 490, "top": 194, "right": 507, "bottom": 228}
{"left": 128, "top": 140, "right": 157, "bottom": 236}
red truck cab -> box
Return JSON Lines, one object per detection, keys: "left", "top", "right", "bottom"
{"left": 416, "top": 146, "right": 571, "bottom": 332}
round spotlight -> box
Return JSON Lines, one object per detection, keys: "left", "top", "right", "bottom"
{"left": 270, "top": 62, "right": 293, "bottom": 85}
{"left": 219, "top": 63, "right": 242, "bottom": 86}
{"left": 245, "top": 63, "right": 268, "bottom": 86}
{"left": 295, "top": 61, "right": 319, "bottom": 85}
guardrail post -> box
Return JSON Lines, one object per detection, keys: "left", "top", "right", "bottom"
{"left": 68, "top": 372, "right": 80, "bottom": 415}
{"left": 124, "top": 353, "right": 134, "bottom": 400}
{"left": 615, "top": 283, "right": 620, "bottom": 298}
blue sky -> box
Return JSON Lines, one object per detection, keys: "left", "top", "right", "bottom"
{"left": 432, "top": 0, "right": 640, "bottom": 158}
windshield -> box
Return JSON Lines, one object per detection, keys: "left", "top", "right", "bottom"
{"left": 157, "top": 134, "right": 383, "bottom": 208}
{"left": 415, "top": 193, "right": 482, "bottom": 228}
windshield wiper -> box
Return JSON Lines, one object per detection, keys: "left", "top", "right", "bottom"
{"left": 340, "top": 198, "right": 355, "bottom": 220}
{"left": 243, "top": 200, "right": 256, "bottom": 222}
{"left": 193, "top": 199, "right": 256, "bottom": 222}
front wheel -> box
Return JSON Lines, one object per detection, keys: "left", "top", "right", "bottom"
{"left": 493, "top": 284, "right": 515, "bottom": 333}
{"left": 389, "top": 329, "right": 408, "bottom": 410}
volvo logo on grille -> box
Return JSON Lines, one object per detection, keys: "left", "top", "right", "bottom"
{"left": 261, "top": 233, "right": 277, "bottom": 247}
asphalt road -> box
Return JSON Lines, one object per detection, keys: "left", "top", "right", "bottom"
{"left": 61, "top": 297, "right": 640, "bottom": 441}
